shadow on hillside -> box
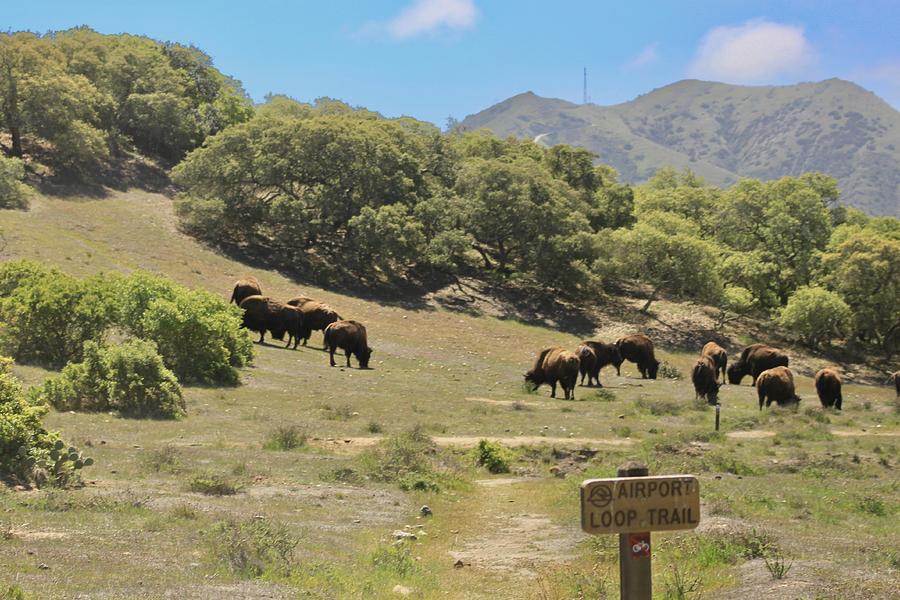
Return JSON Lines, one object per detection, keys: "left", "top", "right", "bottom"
{"left": 30, "top": 152, "right": 174, "bottom": 200}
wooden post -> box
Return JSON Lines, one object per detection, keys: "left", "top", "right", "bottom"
{"left": 715, "top": 403, "right": 721, "bottom": 431}
{"left": 617, "top": 461, "right": 651, "bottom": 600}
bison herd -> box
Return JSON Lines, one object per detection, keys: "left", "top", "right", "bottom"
{"left": 525, "top": 334, "right": 891, "bottom": 412}
{"left": 230, "top": 276, "right": 372, "bottom": 369}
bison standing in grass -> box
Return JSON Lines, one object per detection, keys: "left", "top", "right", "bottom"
{"left": 815, "top": 368, "right": 843, "bottom": 410}
{"left": 324, "top": 320, "right": 372, "bottom": 368}
{"left": 524, "top": 347, "right": 580, "bottom": 400}
{"left": 238, "top": 295, "right": 303, "bottom": 347}
{"left": 727, "top": 344, "right": 789, "bottom": 385}
{"left": 701, "top": 341, "right": 728, "bottom": 384}
{"left": 576, "top": 344, "right": 599, "bottom": 387}
{"left": 691, "top": 355, "right": 721, "bottom": 405}
{"left": 293, "top": 301, "right": 341, "bottom": 347}
{"left": 615, "top": 334, "right": 659, "bottom": 379}
{"left": 581, "top": 341, "right": 623, "bottom": 379}
{"left": 230, "top": 276, "right": 262, "bottom": 306}
{"left": 756, "top": 366, "right": 801, "bottom": 410}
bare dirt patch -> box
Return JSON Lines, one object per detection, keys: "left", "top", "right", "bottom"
{"left": 310, "top": 435, "right": 633, "bottom": 453}
{"left": 727, "top": 430, "right": 776, "bottom": 440}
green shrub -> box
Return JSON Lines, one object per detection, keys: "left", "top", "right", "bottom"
{"left": 0, "top": 155, "right": 32, "bottom": 210}
{"left": 778, "top": 286, "right": 853, "bottom": 349}
{"left": 189, "top": 474, "right": 240, "bottom": 496}
{"left": 0, "top": 262, "right": 117, "bottom": 368}
{"left": 0, "top": 357, "right": 90, "bottom": 487}
{"left": 358, "top": 426, "right": 461, "bottom": 492}
{"left": 473, "top": 439, "right": 513, "bottom": 474}
{"left": 0, "top": 582, "right": 28, "bottom": 600}
{"left": 34, "top": 340, "right": 185, "bottom": 419}
{"left": 136, "top": 286, "right": 253, "bottom": 384}
{"left": 207, "top": 517, "right": 298, "bottom": 577}
{"left": 264, "top": 425, "right": 307, "bottom": 451}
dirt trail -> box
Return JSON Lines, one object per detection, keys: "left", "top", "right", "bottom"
{"left": 448, "top": 478, "right": 585, "bottom": 578}
{"left": 310, "top": 435, "right": 633, "bottom": 453}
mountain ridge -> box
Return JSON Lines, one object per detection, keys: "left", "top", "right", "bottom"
{"left": 460, "top": 78, "right": 900, "bottom": 216}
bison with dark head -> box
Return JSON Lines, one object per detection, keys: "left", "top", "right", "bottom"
{"left": 524, "top": 347, "right": 580, "bottom": 400}
{"left": 756, "top": 366, "right": 801, "bottom": 410}
{"left": 701, "top": 341, "right": 728, "bottom": 384}
{"left": 230, "top": 276, "right": 262, "bottom": 306}
{"left": 691, "top": 355, "right": 721, "bottom": 405}
{"left": 324, "top": 320, "right": 372, "bottom": 369}
{"left": 576, "top": 344, "right": 599, "bottom": 387}
{"left": 294, "top": 301, "right": 342, "bottom": 347}
{"left": 239, "top": 295, "right": 303, "bottom": 346}
{"left": 815, "top": 367, "right": 843, "bottom": 410}
{"left": 727, "top": 344, "right": 788, "bottom": 385}
{"left": 615, "top": 334, "right": 659, "bottom": 379}
{"left": 581, "top": 340, "right": 623, "bottom": 378}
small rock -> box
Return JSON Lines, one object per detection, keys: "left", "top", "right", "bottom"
{"left": 454, "top": 559, "right": 466, "bottom": 568}
{"left": 38, "top": 563, "right": 49, "bottom": 570}
{"left": 353, "top": 519, "right": 361, "bottom": 524}
{"left": 420, "top": 505, "right": 432, "bottom": 517}
{"left": 617, "top": 415, "right": 625, "bottom": 419}
{"left": 393, "top": 584, "right": 414, "bottom": 596}
{"left": 392, "top": 530, "right": 417, "bottom": 541}
{"left": 26, "top": 550, "right": 35, "bottom": 556}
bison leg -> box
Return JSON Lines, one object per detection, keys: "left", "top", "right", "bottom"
{"left": 758, "top": 387, "right": 765, "bottom": 411}
{"left": 329, "top": 348, "right": 336, "bottom": 367}
{"left": 345, "top": 350, "right": 352, "bottom": 368}
{"left": 835, "top": 392, "right": 843, "bottom": 411}
{"left": 550, "top": 381, "right": 557, "bottom": 398}
{"left": 258, "top": 331, "right": 265, "bottom": 344}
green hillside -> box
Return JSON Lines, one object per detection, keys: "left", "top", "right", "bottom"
{"left": 0, "top": 188, "right": 898, "bottom": 599}
{"left": 461, "top": 79, "right": 900, "bottom": 217}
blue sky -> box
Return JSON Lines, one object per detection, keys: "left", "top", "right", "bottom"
{"left": 5, "top": 0, "right": 900, "bottom": 125}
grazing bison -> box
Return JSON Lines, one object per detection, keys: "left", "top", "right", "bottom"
{"left": 701, "top": 341, "right": 728, "bottom": 384}
{"left": 891, "top": 371, "right": 900, "bottom": 397}
{"left": 239, "top": 295, "right": 302, "bottom": 347}
{"left": 524, "top": 347, "right": 580, "bottom": 400}
{"left": 756, "top": 366, "right": 801, "bottom": 410}
{"left": 295, "top": 301, "right": 342, "bottom": 347}
{"left": 815, "top": 368, "right": 843, "bottom": 410}
{"left": 691, "top": 355, "right": 721, "bottom": 405}
{"left": 727, "top": 344, "right": 789, "bottom": 385}
{"left": 323, "top": 320, "right": 372, "bottom": 368}
{"left": 615, "top": 334, "right": 659, "bottom": 379}
{"left": 576, "top": 344, "right": 600, "bottom": 387}
{"left": 230, "top": 276, "right": 262, "bottom": 306}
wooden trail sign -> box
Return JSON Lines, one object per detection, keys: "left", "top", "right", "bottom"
{"left": 580, "top": 474, "right": 700, "bottom": 535}
{"left": 581, "top": 463, "right": 701, "bottom": 600}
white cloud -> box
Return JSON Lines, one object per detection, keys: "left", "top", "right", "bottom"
{"left": 375, "top": 0, "right": 478, "bottom": 40}
{"left": 688, "top": 20, "right": 816, "bottom": 83}
{"left": 625, "top": 43, "right": 659, "bottom": 69}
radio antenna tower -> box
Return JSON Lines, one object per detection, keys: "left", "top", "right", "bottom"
{"left": 583, "top": 67, "right": 589, "bottom": 104}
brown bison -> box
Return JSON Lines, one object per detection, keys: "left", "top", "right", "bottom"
{"left": 727, "top": 344, "right": 789, "bottom": 385}
{"left": 756, "top": 366, "right": 801, "bottom": 410}
{"left": 286, "top": 295, "right": 315, "bottom": 308}
{"left": 238, "top": 295, "right": 303, "bottom": 347}
{"left": 576, "top": 344, "right": 599, "bottom": 387}
{"left": 524, "top": 347, "right": 580, "bottom": 400}
{"left": 581, "top": 340, "right": 623, "bottom": 376}
{"left": 891, "top": 371, "right": 900, "bottom": 397}
{"left": 691, "top": 355, "right": 721, "bottom": 405}
{"left": 701, "top": 341, "right": 728, "bottom": 384}
{"left": 294, "top": 301, "right": 342, "bottom": 347}
{"left": 323, "top": 320, "right": 372, "bottom": 368}
{"left": 230, "top": 276, "right": 262, "bottom": 306}
{"left": 815, "top": 368, "right": 843, "bottom": 410}
{"left": 615, "top": 334, "right": 659, "bottom": 379}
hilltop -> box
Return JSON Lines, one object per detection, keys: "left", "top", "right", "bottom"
{"left": 460, "top": 79, "right": 900, "bottom": 217}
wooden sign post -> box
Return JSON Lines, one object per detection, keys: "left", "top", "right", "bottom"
{"left": 580, "top": 461, "right": 700, "bottom": 599}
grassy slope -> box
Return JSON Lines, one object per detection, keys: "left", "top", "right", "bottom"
{"left": 0, "top": 191, "right": 898, "bottom": 599}
{"left": 461, "top": 80, "right": 900, "bottom": 217}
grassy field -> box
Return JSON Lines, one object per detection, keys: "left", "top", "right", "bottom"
{"left": 0, "top": 191, "right": 898, "bottom": 599}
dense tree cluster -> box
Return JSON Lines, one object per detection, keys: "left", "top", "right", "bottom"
{"left": 0, "top": 28, "right": 252, "bottom": 178}
{"left": 175, "top": 97, "right": 900, "bottom": 354}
